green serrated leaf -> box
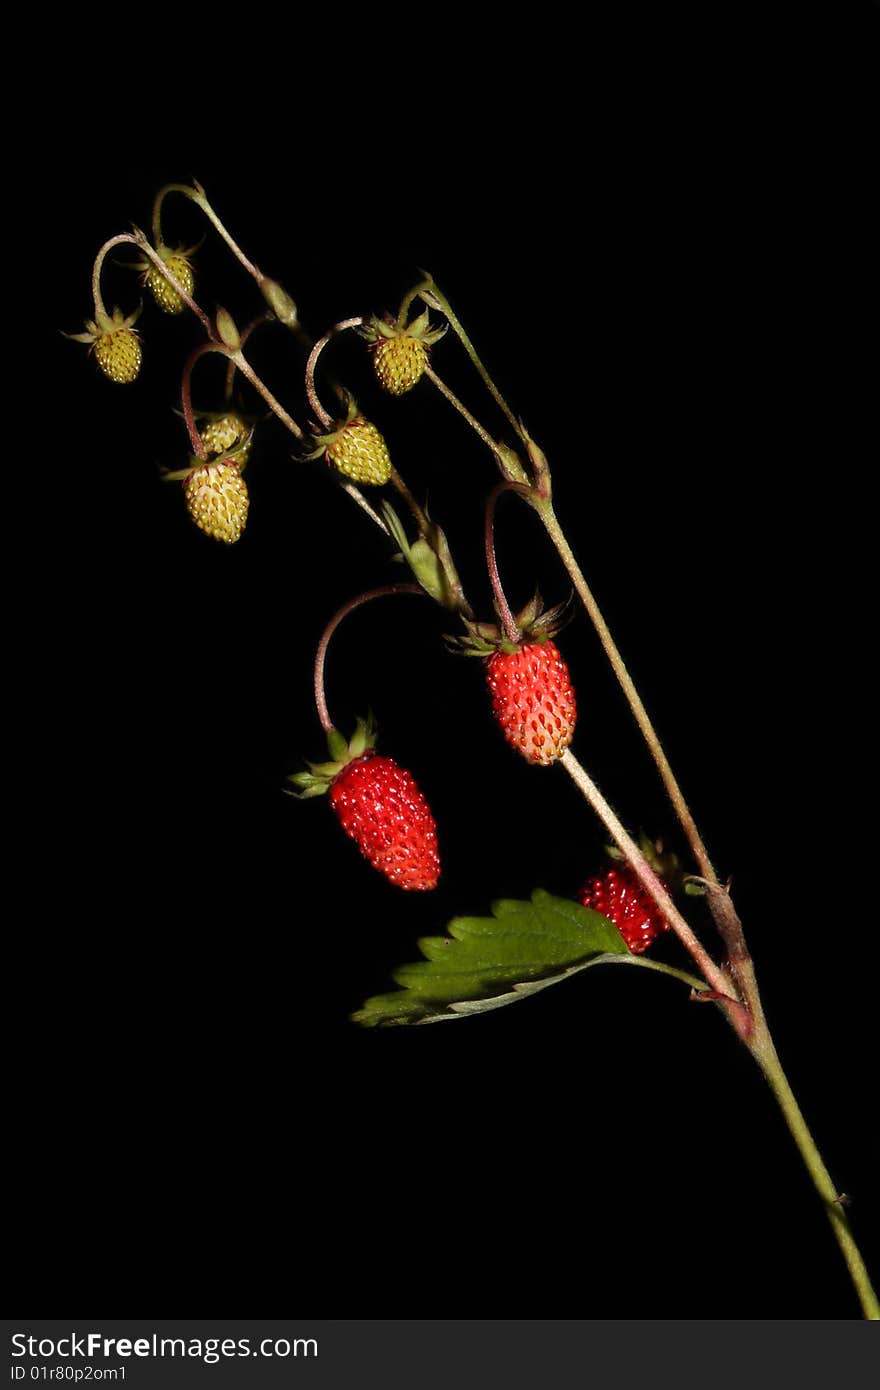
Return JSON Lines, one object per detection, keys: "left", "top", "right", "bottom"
{"left": 351, "top": 889, "right": 707, "bottom": 1027}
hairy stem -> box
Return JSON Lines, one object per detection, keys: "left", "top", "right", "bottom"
{"left": 224, "top": 312, "right": 273, "bottom": 402}
{"left": 314, "top": 584, "right": 425, "bottom": 734}
{"left": 153, "top": 182, "right": 264, "bottom": 283}
{"left": 485, "top": 483, "right": 529, "bottom": 643}
{"left": 559, "top": 749, "right": 744, "bottom": 1019}
{"left": 563, "top": 743, "right": 878, "bottom": 1316}
{"left": 538, "top": 499, "right": 718, "bottom": 884}
{"left": 419, "top": 284, "right": 523, "bottom": 442}
{"left": 181, "top": 344, "right": 225, "bottom": 457}
{"left": 128, "top": 229, "right": 213, "bottom": 333}
{"left": 229, "top": 350, "right": 304, "bottom": 440}
{"left": 749, "top": 1024, "right": 880, "bottom": 1320}
{"left": 390, "top": 468, "right": 429, "bottom": 536}
{"left": 305, "top": 318, "right": 364, "bottom": 429}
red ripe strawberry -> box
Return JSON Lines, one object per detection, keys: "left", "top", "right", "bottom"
{"left": 289, "top": 721, "right": 440, "bottom": 892}
{"left": 577, "top": 865, "right": 671, "bottom": 954}
{"left": 328, "top": 752, "right": 440, "bottom": 891}
{"left": 485, "top": 639, "right": 576, "bottom": 766}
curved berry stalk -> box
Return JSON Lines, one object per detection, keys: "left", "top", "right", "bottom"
{"left": 287, "top": 586, "right": 441, "bottom": 892}
{"left": 152, "top": 180, "right": 305, "bottom": 339}
{"left": 450, "top": 481, "right": 576, "bottom": 766}
{"left": 305, "top": 320, "right": 429, "bottom": 534}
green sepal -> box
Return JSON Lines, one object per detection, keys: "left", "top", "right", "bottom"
{"left": 326, "top": 728, "right": 349, "bottom": 762}
{"left": 348, "top": 714, "right": 376, "bottom": 759}
{"left": 284, "top": 783, "right": 327, "bottom": 800}
{"left": 381, "top": 503, "right": 471, "bottom": 615}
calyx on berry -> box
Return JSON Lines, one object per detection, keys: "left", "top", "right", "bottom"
{"left": 66, "top": 304, "right": 142, "bottom": 347}
{"left": 359, "top": 307, "right": 447, "bottom": 352}
{"left": 286, "top": 716, "right": 378, "bottom": 799}
{"left": 161, "top": 425, "right": 255, "bottom": 484}
{"left": 305, "top": 396, "right": 392, "bottom": 487}
{"left": 606, "top": 832, "right": 683, "bottom": 889}
{"left": 446, "top": 592, "right": 573, "bottom": 657}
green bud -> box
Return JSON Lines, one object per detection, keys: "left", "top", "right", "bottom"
{"left": 261, "top": 278, "right": 299, "bottom": 328}
{"left": 326, "top": 728, "right": 349, "bottom": 763}
{"left": 215, "top": 306, "right": 241, "bottom": 350}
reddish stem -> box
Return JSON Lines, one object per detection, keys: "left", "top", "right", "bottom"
{"left": 305, "top": 317, "right": 364, "bottom": 428}
{"left": 181, "top": 344, "right": 227, "bottom": 457}
{"left": 485, "top": 481, "right": 534, "bottom": 644}
{"left": 314, "top": 584, "right": 424, "bottom": 734}
{"left": 224, "top": 312, "right": 273, "bottom": 402}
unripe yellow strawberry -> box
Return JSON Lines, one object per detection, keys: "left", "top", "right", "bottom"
{"left": 309, "top": 402, "right": 392, "bottom": 486}
{"left": 372, "top": 336, "right": 428, "bottom": 395}
{"left": 66, "top": 306, "right": 143, "bottom": 384}
{"left": 184, "top": 460, "right": 249, "bottom": 544}
{"left": 94, "top": 327, "right": 142, "bottom": 384}
{"left": 361, "top": 308, "right": 446, "bottom": 396}
{"left": 327, "top": 417, "right": 391, "bottom": 485}
{"left": 199, "top": 411, "right": 252, "bottom": 467}
{"left": 142, "top": 245, "right": 196, "bottom": 315}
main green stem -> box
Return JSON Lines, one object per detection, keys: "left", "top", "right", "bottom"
{"left": 749, "top": 1016, "right": 880, "bottom": 1319}
{"left": 561, "top": 745, "right": 879, "bottom": 1318}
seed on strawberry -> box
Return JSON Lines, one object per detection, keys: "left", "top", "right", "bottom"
{"left": 141, "top": 245, "right": 196, "bottom": 315}
{"left": 94, "top": 328, "right": 142, "bottom": 383}
{"left": 329, "top": 752, "right": 440, "bottom": 891}
{"left": 360, "top": 309, "right": 447, "bottom": 396}
{"left": 184, "top": 459, "right": 249, "bottom": 544}
{"left": 372, "top": 336, "right": 428, "bottom": 395}
{"left": 66, "top": 307, "right": 143, "bottom": 383}
{"left": 485, "top": 639, "right": 577, "bottom": 766}
{"left": 577, "top": 865, "right": 671, "bottom": 955}
{"left": 308, "top": 401, "right": 392, "bottom": 486}
{"left": 328, "top": 416, "right": 390, "bottom": 484}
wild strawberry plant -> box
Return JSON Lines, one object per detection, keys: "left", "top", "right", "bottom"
{"left": 65, "top": 178, "right": 878, "bottom": 1319}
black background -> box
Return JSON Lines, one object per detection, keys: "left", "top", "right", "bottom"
{"left": 17, "top": 63, "right": 877, "bottom": 1328}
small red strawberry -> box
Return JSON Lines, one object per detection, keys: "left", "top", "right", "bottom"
{"left": 448, "top": 596, "right": 577, "bottom": 766}
{"left": 329, "top": 753, "right": 440, "bottom": 891}
{"left": 577, "top": 865, "right": 670, "bottom": 954}
{"left": 485, "top": 638, "right": 577, "bottom": 766}
{"left": 288, "top": 719, "right": 440, "bottom": 891}
{"left": 577, "top": 838, "right": 681, "bottom": 954}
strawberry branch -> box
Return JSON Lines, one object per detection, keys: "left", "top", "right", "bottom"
{"left": 558, "top": 749, "right": 745, "bottom": 1025}
{"left": 533, "top": 495, "right": 719, "bottom": 884}
{"left": 152, "top": 181, "right": 264, "bottom": 286}
{"left": 67, "top": 190, "right": 880, "bottom": 1319}
{"left": 417, "top": 280, "right": 525, "bottom": 445}
{"left": 90, "top": 232, "right": 212, "bottom": 335}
